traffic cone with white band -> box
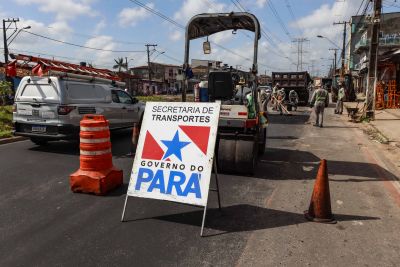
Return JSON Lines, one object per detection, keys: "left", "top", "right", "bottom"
{"left": 70, "top": 115, "right": 123, "bottom": 195}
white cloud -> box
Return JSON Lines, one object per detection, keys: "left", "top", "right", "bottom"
{"left": 255, "top": 0, "right": 267, "bottom": 8}
{"left": 77, "top": 35, "right": 117, "bottom": 67}
{"left": 14, "top": 0, "right": 96, "bottom": 20}
{"left": 118, "top": 3, "right": 154, "bottom": 27}
{"left": 9, "top": 18, "right": 72, "bottom": 48}
{"left": 169, "top": 30, "right": 182, "bottom": 42}
{"left": 173, "top": 0, "right": 226, "bottom": 24}
{"left": 210, "top": 30, "right": 234, "bottom": 44}
{"left": 94, "top": 19, "right": 106, "bottom": 34}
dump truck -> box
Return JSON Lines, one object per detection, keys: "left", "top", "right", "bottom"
{"left": 271, "top": 71, "right": 312, "bottom": 105}
{"left": 182, "top": 12, "right": 266, "bottom": 175}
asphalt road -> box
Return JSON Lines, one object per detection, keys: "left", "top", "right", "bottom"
{"left": 1, "top": 105, "right": 400, "bottom": 266}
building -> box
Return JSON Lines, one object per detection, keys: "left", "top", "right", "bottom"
{"left": 130, "top": 62, "right": 182, "bottom": 95}
{"left": 350, "top": 12, "right": 400, "bottom": 103}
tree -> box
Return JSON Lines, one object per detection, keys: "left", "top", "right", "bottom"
{"left": 0, "top": 81, "right": 12, "bottom": 106}
{"left": 113, "top": 57, "right": 128, "bottom": 73}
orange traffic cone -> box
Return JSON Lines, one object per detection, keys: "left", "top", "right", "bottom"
{"left": 128, "top": 123, "right": 139, "bottom": 156}
{"left": 70, "top": 115, "right": 123, "bottom": 195}
{"left": 304, "top": 159, "right": 336, "bottom": 223}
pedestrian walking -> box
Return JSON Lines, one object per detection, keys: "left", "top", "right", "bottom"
{"left": 310, "top": 85, "right": 329, "bottom": 127}
{"left": 335, "top": 83, "right": 345, "bottom": 114}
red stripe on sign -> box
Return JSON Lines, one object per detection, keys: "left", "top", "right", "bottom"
{"left": 142, "top": 131, "right": 164, "bottom": 160}
{"left": 179, "top": 125, "right": 210, "bottom": 155}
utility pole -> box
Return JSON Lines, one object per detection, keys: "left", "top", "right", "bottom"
{"left": 309, "top": 59, "right": 315, "bottom": 76}
{"left": 145, "top": 44, "right": 157, "bottom": 94}
{"left": 3, "top": 18, "right": 20, "bottom": 64}
{"left": 333, "top": 21, "right": 348, "bottom": 80}
{"left": 292, "top": 37, "right": 309, "bottom": 71}
{"left": 329, "top": 48, "right": 339, "bottom": 79}
{"left": 366, "top": 0, "right": 382, "bottom": 118}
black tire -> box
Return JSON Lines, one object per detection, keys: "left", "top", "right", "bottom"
{"left": 235, "top": 139, "right": 257, "bottom": 175}
{"left": 217, "top": 138, "right": 257, "bottom": 175}
{"left": 258, "top": 128, "right": 266, "bottom": 156}
{"left": 217, "top": 139, "right": 236, "bottom": 173}
{"left": 30, "top": 137, "right": 49, "bottom": 146}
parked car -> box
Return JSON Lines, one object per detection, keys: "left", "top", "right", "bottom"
{"left": 13, "top": 76, "right": 145, "bottom": 145}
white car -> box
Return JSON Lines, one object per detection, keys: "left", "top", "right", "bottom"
{"left": 13, "top": 76, "right": 145, "bottom": 145}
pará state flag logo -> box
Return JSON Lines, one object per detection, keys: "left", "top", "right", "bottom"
{"left": 141, "top": 125, "right": 211, "bottom": 161}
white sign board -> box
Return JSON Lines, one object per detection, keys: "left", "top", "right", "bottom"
{"left": 127, "top": 102, "right": 221, "bottom": 206}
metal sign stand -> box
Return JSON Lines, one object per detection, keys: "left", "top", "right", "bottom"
{"left": 121, "top": 157, "right": 222, "bottom": 237}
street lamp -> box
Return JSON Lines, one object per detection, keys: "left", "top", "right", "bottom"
{"left": 3, "top": 21, "right": 31, "bottom": 63}
{"left": 152, "top": 51, "right": 165, "bottom": 61}
{"left": 8, "top": 25, "right": 31, "bottom": 45}
{"left": 316, "top": 35, "right": 341, "bottom": 50}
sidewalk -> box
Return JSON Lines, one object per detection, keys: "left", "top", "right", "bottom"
{"left": 371, "top": 109, "right": 400, "bottom": 145}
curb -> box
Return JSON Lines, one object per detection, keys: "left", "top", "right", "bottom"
{"left": 362, "top": 123, "right": 390, "bottom": 145}
{"left": 0, "top": 136, "right": 27, "bottom": 145}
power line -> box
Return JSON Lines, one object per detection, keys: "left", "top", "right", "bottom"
{"left": 65, "top": 31, "right": 146, "bottom": 45}
{"left": 21, "top": 30, "right": 146, "bottom": 53}
{"left": 1, "top": 47, "right": 110, "bottom": 68}
{"left": 228, "top": 0, "right": 295, "bottom": 64}
{"left": 127, "top": 0, "right": 277, "bottom": 69}
{"left": 267, "top": 0, "right": 292, "bottom": 39}
{"left": 156, "top": 49, "right": 181, "bottom": 63}
{"left": 232, "top": 0, "right": 247, "bottom": 12}
{"left": 284, "top": 0, "right": 302, "bottom": 35}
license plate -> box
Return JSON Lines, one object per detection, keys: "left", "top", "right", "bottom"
{"left": 18, "top": 109, "right": 32, "bottom": 116}
{"left": 32, "top": 125, "right": 46, "bottom": 132}
{"left": 41, "top": 111, "right": 55, "bottom": 119}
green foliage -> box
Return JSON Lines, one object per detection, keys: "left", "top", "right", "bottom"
{"left": 0, "top": 81, "right": 13, "bottom": 106}
{"left": 113, "top": 57, "right": 128, "bottom": 73}
{"left": 0, "top": 105, "right": 13, "bottom": 138}
{"left": 136, "top": 95, "right": 193, "bottom": 102}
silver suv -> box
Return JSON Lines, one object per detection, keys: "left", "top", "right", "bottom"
{"left": 13, "top": 76, "right": 145, "bottom": 145}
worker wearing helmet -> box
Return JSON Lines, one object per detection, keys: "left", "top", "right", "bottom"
{"left": 277, "top": 87, "right": 286, "bottom": 115}
{"left": 272, "top": 83, "right": 280, "bottom": 110}
{"left": 335, "top": 83, "right": 345, "bottom": 114}
{"left": 289, "top": 90, "right": 299, "bottom": 111}
{"left": 310, "top": 84, "right": 329, "bottom": 127}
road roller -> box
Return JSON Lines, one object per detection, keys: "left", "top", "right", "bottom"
{"left": 182, "top": 12, "right": 266, "bottom": 175}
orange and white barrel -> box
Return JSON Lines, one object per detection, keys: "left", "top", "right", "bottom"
{"left": 70, "top": 114, "right": 123, "bottom": 195}
{"left": 79, "top": 115, "right": 113, "bottom": 171}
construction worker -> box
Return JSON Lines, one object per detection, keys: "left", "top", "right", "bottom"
{"left": 277, "top": 88, "right": 286, "bottom": 115}
{"left": 289, "top": 89, "right": 299, "bottom": 111}
{"left": 272, "top": 83, "right": 280, "bottom": 110}
{"left": 335, "top": 83, "right": 345, "bottom": 114}
{"left": 310, "top": 85, "right": 329, "bottom": 127}
{"left": 259, "top": 87, "right": 271, "bottom": 113}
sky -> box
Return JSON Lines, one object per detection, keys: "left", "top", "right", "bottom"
{"left": 1, "top": 0, "right": 400, "bottom": 76}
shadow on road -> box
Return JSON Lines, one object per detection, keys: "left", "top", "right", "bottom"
{"left": 267, "top": 136, "right": 299, "bottom": 140}
{"left": 29, "top": 141, "right": 79, "bottom": 155}
{"left": 126, "top": 204, "right": 379, "bottom": 236}
{"left": 268, "top": 113, "right": 310, "bottom": 125}
{"left": 28, "top": 128, "right": 133, "bottom": 157}
{"left": 257, "top": 147, "right": 399, "bottom": 181}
